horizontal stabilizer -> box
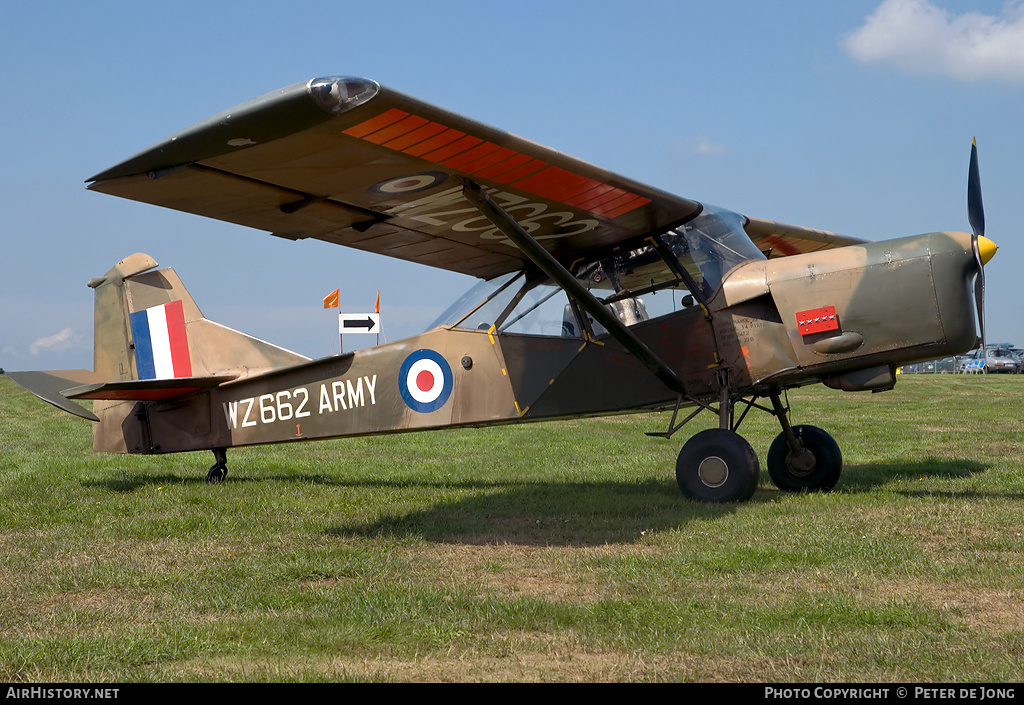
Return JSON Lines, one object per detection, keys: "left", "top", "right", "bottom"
{"left": 6, "top": 370, "right": 105, "bottom": 421}
{"left": 62, "top": 374, "right": 238, "bottom": 401}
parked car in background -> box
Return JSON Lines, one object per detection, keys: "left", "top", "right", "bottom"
{"left": 956, "top": 347, "right": 1021, "bottom": 374}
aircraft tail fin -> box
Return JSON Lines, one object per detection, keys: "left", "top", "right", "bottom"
{"left": 88, "top": 253, "right": 310, "bottom": 385}
{"left": 9, "top": 253, "right": 310, "bottom": 452}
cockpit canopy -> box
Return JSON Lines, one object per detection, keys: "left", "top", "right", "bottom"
{"left": 429, "top": 204, "right": 765, "bottom": 338}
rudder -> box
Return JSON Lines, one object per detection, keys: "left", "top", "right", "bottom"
{"left": 89, "top": 253, "right": 309, "bottom": 383}
{"left": 85, "top": 253, "right": 310, "bottom": 453}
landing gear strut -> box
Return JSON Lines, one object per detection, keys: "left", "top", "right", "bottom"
{"left": 765, "top": 392, "right": 842, "bottom": 492}
{"left": 666, "top": 382, "right": 843, "bottom": 502}
{"left": 207, "top": 447, "right": 228, "bottom": 483}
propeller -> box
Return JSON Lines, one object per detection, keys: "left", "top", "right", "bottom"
{"left": 967, "top": 138, "right": 996, "bottom": 358}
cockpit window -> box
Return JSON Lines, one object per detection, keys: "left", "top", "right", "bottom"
{"left": 573, "top": 241, "right": 694, "bottom": 328}
{"left": 427, "top": 271, "right": 522, "bottom": 330}
{"left": 498, "top": 280, "right": 578, "bottom": 337}
{"left": 433, "top": 204, "right": 764, "bottom": 336}
{"left": 662, "top": 205, "right": 766, "bottom": 297}
{"left": 574, "top": 204, "right": 763, "bottom": 304}
{"left": 435, "top": 272, "right": 580, "bottom": 337}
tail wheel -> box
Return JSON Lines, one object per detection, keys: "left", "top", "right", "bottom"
{"left": 206, "top": 447, "right": 228, "bottom": 484}
{"left": 767, "top": 425, "right": 842, "bottom": 492}
{"left": 676, "top": 428, "right": 760, "bottom": 503}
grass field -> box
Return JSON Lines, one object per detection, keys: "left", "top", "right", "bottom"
{"left": 1, "top": 373, "right": 1023, "bottom": 682}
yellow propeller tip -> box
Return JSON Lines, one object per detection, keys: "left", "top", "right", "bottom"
{"left": 978, "top": 235, "right": 997, "bottom": 265}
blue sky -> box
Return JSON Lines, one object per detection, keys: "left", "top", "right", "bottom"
{"left": 2, "top": 0, "right": 1022, "bottom": 371}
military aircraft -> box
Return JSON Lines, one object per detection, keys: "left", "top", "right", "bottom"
{"left": 8, "top": 76, "right": 997, "bottom": 502}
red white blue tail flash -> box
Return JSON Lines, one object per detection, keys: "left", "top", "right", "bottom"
{"left": 129, "top": 300, "right": 193, "bottom": 379}
{"left": 399, "top": 349, "right": 453, "bottom": 413}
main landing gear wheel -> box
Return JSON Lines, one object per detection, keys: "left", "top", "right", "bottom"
{"left": 676, "top": 428, "right": 760, "bottom": 503}
{"left": 206, "top": 448, "right": 228, "bottom": 484}
{"left": 766, "top": 425, "right": 842, "bottom": 493}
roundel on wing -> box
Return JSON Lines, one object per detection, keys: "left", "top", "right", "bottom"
{"left": 399, "top": 349, "right": 454, "bottom": 413}
{"left": 368, "top": 172, "right": 448, "bottom": 195}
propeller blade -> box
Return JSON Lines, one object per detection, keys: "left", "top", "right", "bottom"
{"left": 968, "top": 137, "right": 985, "bottom": 240}
{"left": 975, "top": 248, "right": 987, "bottom": 354}
{"left": 968, "top": 138, "right": 987, "bottom": 355}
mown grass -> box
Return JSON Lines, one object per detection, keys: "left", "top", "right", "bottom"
{"left": 1, "top": 373, "right": 1023, "bottom": 682}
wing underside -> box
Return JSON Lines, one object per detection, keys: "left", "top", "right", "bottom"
{"left": 88, "top": 77, "right": 863, "bottom": 277}
{"left": 745, "top": 217, "right": 866, "bottom": 257}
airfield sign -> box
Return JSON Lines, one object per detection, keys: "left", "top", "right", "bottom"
{"left": 339, "top": 313, "right": 381, "bottom": 335}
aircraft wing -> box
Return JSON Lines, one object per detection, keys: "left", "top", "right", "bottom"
{"left": 744, "top": 217, "right": 867, "bottom": 258}
{"left": 88, "top": 77, "right": 863, "bottom": 278}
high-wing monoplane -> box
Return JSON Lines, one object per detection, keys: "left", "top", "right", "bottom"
{"left": 8, "top": 76, "right": 998, "bottom": 502}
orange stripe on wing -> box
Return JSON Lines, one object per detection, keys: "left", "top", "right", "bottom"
{"left": 761, "top": 234, "right": 803, "bottom": 257}
{"left": 460, "top": 146, "right": 518, "bottom": 174}
{"left": 589, "top": 191, "right": 643, "bottom": 216}
{"left": 421, "top": 134, "right": 484, "bottom": 162}
{"left": 512, "top": 166, "right": 602, "bottom": 201}
{"left": 489, "top": 158, "right": 548, "bottom": 185}
{"left": 564, "top": 183, "right": 616, "bottom": 206}
{"left": 442, "top": 141, "right": 503, "bottom": 169}
{"left": 593, "top": 192, "right": 647, "bottom": 217}
{"left": 473, "top": 152, "right": 534, "bottom": 180}
{"left": 572, "top": 186, "right": 629, "bottom": 211}
{"left": 361, "top": 114, "right": 429, "bottom": 145}
{"left": 383, "top": 121, "right": 448, "bottom": 151}
{"left": 343, "top": 108, "right": 409, "bottom": 138}
{"left": 403, "top": 128, "right": 466, "bottom": 157}
{"left": 342, "top": 111, "right": 651, "bottom": 219}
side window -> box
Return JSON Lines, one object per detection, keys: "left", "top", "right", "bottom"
{"left": 575, "top": 243, "right": 700, "bottom": 332}
{"left": 437, "top": 272, "right": 524, "bottom": 331}
{"left": 499, "top": 282, "right": 581, "bottom": 338}
{"left": 584, "top": 287, "right": 698, "bottom": 336}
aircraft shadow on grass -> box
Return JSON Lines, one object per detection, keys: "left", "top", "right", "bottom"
{"left": 324, "top": 459, "right": 999, "bottom": 546}
{"left": 324, "top": 478, "right": 742, "bottom": 547}
{"left": 840, "top": 459, "right": 1024, "bottom": 502}
{"left": 84, "top": 457, "right": 999, "bottom": 547}
{"left": 837, "top": 458, "right": 989, "bottom": 493}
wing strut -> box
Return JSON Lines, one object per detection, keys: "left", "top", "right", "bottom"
{"left": 459, "top": 179, "right": 687, "bottom": 396}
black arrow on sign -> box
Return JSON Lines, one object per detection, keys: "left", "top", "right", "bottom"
{"left": 342, "top": 316, "right": 376, "bottom": 330}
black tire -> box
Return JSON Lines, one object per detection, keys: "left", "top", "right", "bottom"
{"left": 767, "top": 425, "right": 842, "bottom": 492}
{"left": 676, "top": 428, "right": 760, "bottom": 503}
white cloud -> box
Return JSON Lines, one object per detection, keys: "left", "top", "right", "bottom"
{"left": 842, "top": 0, "right": 1024, "bottom": 82}
{"left": 29, "top": 328, "right": 78, "bottom": 355}
{"left": 670, "top": 136, "right": 729, "bottom": 156}
{"left": 692, "top": 135, "right": 729, "bottom": 156}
